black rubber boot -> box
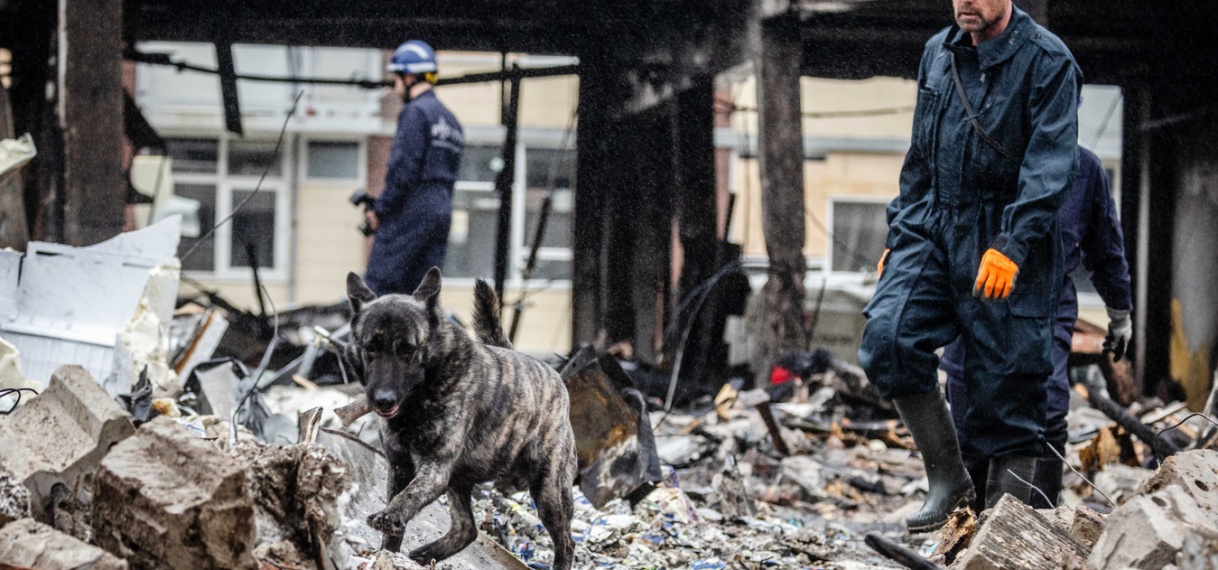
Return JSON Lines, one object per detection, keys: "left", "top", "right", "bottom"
{"left": 965, "top": 458, "right": 989, "bottom": 513}
{"left": 1029, "top": 458, "right": 1063, "bottom": 509}
{"left": 986, "top": 455, "right": 1048, "bottom": 508}
{"left": 894, "top": 390, "right": 976, "bottom": 533}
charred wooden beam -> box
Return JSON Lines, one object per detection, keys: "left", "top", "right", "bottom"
{"left": 61, "top": 0, "right": 125, "bottom": 246}
{"left": 752, "top": 13, "right": 808, "bottom": 381}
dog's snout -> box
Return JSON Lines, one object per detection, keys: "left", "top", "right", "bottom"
{"left": 372, "top": 389, "right": 398, "bottom": 410}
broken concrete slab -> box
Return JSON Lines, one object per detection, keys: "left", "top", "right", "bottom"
{"left": 0, "top": 517, "right": 126, "bottom": 570}
{"left": 0, "top": 365, "right": 135, "bottom": 516}
{"left": 952, "top": 494, "right": 1088, "bottom": 570}
{"left": 1178, "top": 529, "right": 1218, "bottom": 570}
{"left": 227, "top": 440, "right": 351, "bottom": 569}
{"left": 310, "top": 427, "right": 528, "bottom": 570}
{"left": 1068, "top": 505, "right": 1106, "bottom": 550}
{"left": 0, "top": 469, "right": 29, "bottom": 528}
{"left": 91, "top": 416, "right": 257, "bottom": 569}
{"left": 1088, "top": 485, "right": 1218, "bottom": 570}
{"left": 1134, "top": 449, "right": 1218, "bottom": 516}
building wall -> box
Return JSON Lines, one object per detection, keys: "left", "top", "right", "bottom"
{"left": 134, "top": 44, "right": 1126, "bottom": 354}
{"left": 1170, "top": 125, "right": 1218, "bottom": 410}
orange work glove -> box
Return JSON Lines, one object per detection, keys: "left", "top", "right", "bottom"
{"left": 973, "top": 248, "right": 1018, "bottom": 300}
{"left": 877, "top": 248, "right": 891, "bottom": 277}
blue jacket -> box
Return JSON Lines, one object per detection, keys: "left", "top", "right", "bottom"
{"left": 375, "top": 90, "right": 463, "bottom": 220}
{"left": 365, "top": 90, "right": 464, "bottom": 295}
{"left": 941, "top": 145, "right": 1133, "bottom": 378}
{"left": 1061, "top": 147, "right": 1131, "bottom": 311}
{"left": 886, "top": 7, "right": 1081, "bottom": 317}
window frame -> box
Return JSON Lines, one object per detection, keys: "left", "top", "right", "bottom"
{"left": 441, "top": 132, "right": 574, "bottom": 288}
{"left": 298, "top": 136, "right": 367, "bottom": 183}
{"left": 825, "top": 194, "right": 893, "bottom": 275}
{"left": 167, "top": 133, "right": 294, "bottom": 282}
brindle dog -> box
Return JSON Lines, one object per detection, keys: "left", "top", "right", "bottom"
{"left": 343, "top": 268, "right": 576, "bottom": 569}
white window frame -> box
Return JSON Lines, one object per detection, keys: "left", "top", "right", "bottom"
{"left": 825, "top": 194, "right": 892, "bottom": 275}
{"left": 443, "top": 132, "right": 574, "bottom": 288}
{"left": 298, "top": 136, "right": 367, "bottom": 184}
{"left": 516, "top": 143, "right": 573, "bottom": 287}
{"left": 169, "top": 132, "right": 294, "bottom": 282}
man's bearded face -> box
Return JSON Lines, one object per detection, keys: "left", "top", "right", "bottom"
{"left": 953, "top": 0, "right": 1010, "bottom": 34}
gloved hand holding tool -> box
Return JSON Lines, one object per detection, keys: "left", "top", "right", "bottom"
{"left": 973, "top": 248, "right": 1018, "bottom": 301}
{"left": 1104, "top": 307, "right": 1132, "bottom": 361}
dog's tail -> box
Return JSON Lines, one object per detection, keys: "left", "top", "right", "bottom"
{"left": 472, "top": 279, "right": 512, "bottom": 349}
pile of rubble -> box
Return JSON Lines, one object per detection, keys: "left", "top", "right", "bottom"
{"left": 1, "top": 222, "right": 1216, "bottom": 569}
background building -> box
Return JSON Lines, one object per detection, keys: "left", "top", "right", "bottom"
{"left": 133, "top": 43, "right": 1123, "bottom": 354}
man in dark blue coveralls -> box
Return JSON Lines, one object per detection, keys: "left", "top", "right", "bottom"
{"left": 365, "top": 40, "right": 464, "bottom": 295}
{"left": 942, "top": 145, "right": 1133, "bottom": 510}
{"left": 858, "top": 0, "right": 1081, "bottom": 532}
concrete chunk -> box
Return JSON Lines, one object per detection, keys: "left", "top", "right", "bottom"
{"left": 0, "top": 517, "right": 126, "bottom": 570}
{"left": 0, "top": 469, "right": 30, "bottom": 529}
{"left": 952, "top": 494, "right": 1088, "bottom": 570}
{"left": 0, "top": 365, "right": 135, "bottom": 515}
{"left": 92, "top": 416, "right": 256, "bottom": 569}
{"left": 1088, "top": 485, "right": 1218, "bottom": 570}
{"left": 1135, "top": 449, "right": 1218, "bottom": 516}
{"left": 1068, "top": 505, "right": 1106, "bottom": 550}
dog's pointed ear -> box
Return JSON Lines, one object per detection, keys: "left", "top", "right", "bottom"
{"left": 412, "top": 267, "right": 443, "bottom": 310}
{"left": 347, "top": 272, "right": 376, "bottom": 313}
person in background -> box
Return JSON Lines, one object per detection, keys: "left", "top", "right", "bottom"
{"left": 941, "top": 144, "right": 1132, "bottom": 510}
{"left": 364, "top": 40, "right": 464, "bottom": 295}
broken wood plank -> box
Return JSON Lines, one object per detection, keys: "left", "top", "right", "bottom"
{"left": 953, "top": 494, "right": 1088, "bottom": 570}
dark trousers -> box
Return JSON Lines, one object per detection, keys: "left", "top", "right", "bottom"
{"left": 944, "top": 284, "right": 1074, "bottom": 468}
{"left": 859, "top": 205, "right": 1054, "bottom": 459}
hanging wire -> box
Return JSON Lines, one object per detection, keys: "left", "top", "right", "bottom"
{"left": 230, "top": 281, "right": 279, "bottom": 444}
{"left": 1046, "top": 444, "right": 1116, "bottom": 508}
{"left": 181, "top": 90, "right": 303, "bottom": 263}
{"left": 0, "top": 388, "right": 39, "bottom": 414}
{"left": 220, "top": 92, "right": 299, "bottom": 444}
{"left": 1152, "top": 412, "right": 1218, "bottom": 463}
{"left": 1005, "top": 469, "right": 1054, "bottom": 507}
{"left": 726, "top": 81, "right": 880, "bottom": 273}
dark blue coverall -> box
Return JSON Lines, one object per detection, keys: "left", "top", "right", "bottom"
{"left": 366, "top": 90, "right": 464, "bottom": 295}
{"left": 942, "top": 146, "right": 1132, "bottom": 460}
{"left": 858, "top": 7, "right": 1082, "bottom": 460}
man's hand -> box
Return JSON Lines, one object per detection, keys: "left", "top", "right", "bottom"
{"left": 1104, "top": 307, "right": 1132, "bottom": 361}
{"left": 877, "top": 248, "right": 891, "bottom": 277}
{"left": 972, "top": 248, "right": 1018, "bottom": 301}
{"left": 364, "top": 210, "right": 379, "bottom": 232}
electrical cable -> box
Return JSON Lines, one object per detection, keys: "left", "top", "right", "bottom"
{"left": 181, "top": 90, "right": 303, "bottom": 263}
{"left": 727, "top": 82, "right": 880, "bottom": 273}
{"left": 730, "top": 104, "right": 916, "bottom": 120}
{"left": 1152, "top": 412, "right": 1218, "bottom": 463}
{"left": 230, "top": 281, "right": 279, "bottom": 444}
{"left": 1046, "top": 443, "right": 1116, "bottom": 508}
{"left": 1090, "top": 92, "right": 1121, "bottom": 150}
{"left": 218, "top": 93, "right": 298, "bottom": 444}
{"left": 1005, "top": 469, "right": 1054, "bottom": 508}
{"left": 0, "top": 388, "right": 39, "bottom": 414}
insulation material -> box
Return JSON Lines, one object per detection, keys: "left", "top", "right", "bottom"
{"left": 0, "top": 217, "right": 181, "bottom": 390}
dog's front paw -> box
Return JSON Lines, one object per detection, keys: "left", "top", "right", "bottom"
{"left": 409, "top": 543, "right": 441, "bottom": 566}
{"left": 368, "top": 508, "right": 406, "bottom": 536}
